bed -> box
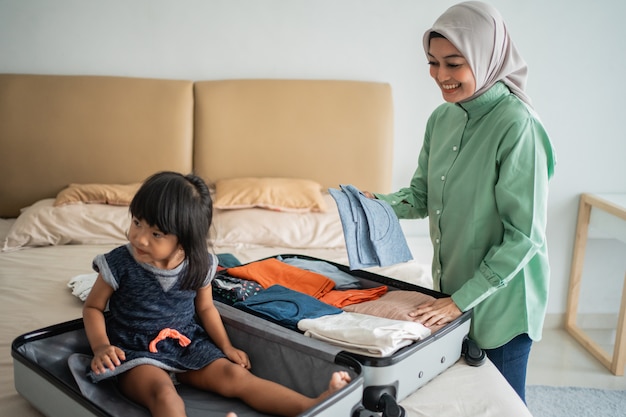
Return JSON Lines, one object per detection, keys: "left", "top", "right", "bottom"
{"left": 0, "top": 73, "right": 531, "bottom": 417}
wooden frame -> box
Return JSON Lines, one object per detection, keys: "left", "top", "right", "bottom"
{"left": 565, "top": 193, "right": 626, "bottom": 375}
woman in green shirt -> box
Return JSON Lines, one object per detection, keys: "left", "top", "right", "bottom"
{"left": 370, "top": 1, "right": 556, "bottom": 402}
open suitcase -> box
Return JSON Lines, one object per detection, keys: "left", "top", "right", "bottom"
{"left": 213, "top": 254, "right": 476, "bottom": 415}
{"left": 12, "top": 255, "right": 476, "bottom": 417}
{"left": 12, "top": 305, "right": 364, "bottom": 417}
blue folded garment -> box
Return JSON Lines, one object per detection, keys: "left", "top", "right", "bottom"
{"left": 329, "top": 184, "right": 413, "bottom": 270}
{"left": 233, "top": 285, "right": 343, "bottom": 331}
{"left": 276, "top": 256, "right": 362, "bottom": 289}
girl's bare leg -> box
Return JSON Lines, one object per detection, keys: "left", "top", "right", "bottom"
{"left": 178, "top": 358, "right": 351, "bottom": 417}
{"left": 118, "top": 365, "right": 186, "bottom": 417}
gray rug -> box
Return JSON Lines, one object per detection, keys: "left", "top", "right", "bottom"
{"left": 526, "top": 385, "right": 626, "bottom": 417}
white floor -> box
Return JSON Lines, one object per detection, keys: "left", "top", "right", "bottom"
{"left": 527, "top": 326, "right": 626, "bottom": 390}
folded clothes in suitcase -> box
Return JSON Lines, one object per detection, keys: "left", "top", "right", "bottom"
{"left": 216, "top": 254, "right": 476, "bottom": 415}
{"left": 11, "top": 304, "right": 365, "bottom": 417}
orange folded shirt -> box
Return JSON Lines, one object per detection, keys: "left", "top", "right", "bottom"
{"left": 320, "top": 285, "right": 388, "bottom": 308}
{"left": 226, "top": 258, "right": 335, "bottom": 299}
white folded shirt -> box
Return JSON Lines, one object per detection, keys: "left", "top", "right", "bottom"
{"left": 298, "top": 311, "right": 431, "bottom": 357}
{"left": 67, "top": 272, "right": 98, "bottom": 301}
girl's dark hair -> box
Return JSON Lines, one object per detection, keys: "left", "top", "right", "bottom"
{"left": 130, "top": 171, "right": 213, "bottom": 291}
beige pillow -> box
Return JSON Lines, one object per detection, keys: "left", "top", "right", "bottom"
{"left": 2, "top": 199, "right": 130, "bottom": 252}
{"left": 213, "top": 177, "right": 327, "bottom": 212}
{"left": 211, "top": 194, "right": 344, "bottom": 249}
{"left": 54, "top": 183, "right": 141, "bottom": 206}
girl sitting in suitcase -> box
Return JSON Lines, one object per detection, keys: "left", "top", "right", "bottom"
{"left": 82, "top": 171, "right": 351, "bottom": 417}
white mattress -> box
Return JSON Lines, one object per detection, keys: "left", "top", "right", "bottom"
{"left": 0, "top": 222, "right": 530, "bottom": 417}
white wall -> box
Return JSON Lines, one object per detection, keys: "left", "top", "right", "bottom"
{"left": 1, "top": 0, "right": 625, "bottom": 316}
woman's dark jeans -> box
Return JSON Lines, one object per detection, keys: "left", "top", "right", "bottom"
{"left": 484, "top": 333, "right": 533, "bottom": 403}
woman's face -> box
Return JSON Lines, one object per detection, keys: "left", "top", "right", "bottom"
{"left": 428, "top": 37, "right": 476, "bottom": 103}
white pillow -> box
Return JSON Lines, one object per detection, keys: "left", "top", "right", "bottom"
{"left": 211, "top": 194, "right": 344, "bottom": 249}
{"left": 0, "top": 218, "right": 14, "bottom": 242}
{"left": 2, "top": 194, "right": 346, "bottom": 251}
{"left": 1, "top": 199, "right": 130, "bottom": 252}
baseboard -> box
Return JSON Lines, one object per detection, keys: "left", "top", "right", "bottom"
{"left": 543, "top": 313, "right": 619, "bottom": 330}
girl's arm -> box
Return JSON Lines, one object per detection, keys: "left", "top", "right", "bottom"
{"left": 195, "top": 285, "right": 250, "bottom": 368}
{"left": 83, "top": 274, "right": 126, "bottom": 374}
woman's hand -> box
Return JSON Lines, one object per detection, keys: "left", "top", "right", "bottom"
{"left": 223, "top": 346, "right": 251, "bottom": 369}
{"left": 409, "top": 297, "right": 462, "bottom": 327}
{"left": 90, "top": 344, "right": 126, "bottom": 374}
{"left": 361, "top": 190, "right": 376, "bottom": 199}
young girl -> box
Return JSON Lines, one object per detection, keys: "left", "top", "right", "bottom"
{"left": 83, "top": 171, "right": 350, "bottom": 417}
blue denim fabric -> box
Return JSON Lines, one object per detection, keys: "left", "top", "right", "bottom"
{"left": 329, "top": 185, "right": 413, "bottom": 270}
{"left": 484, "top": 333, "right": 533, "bottom": 403}
{"left": 233, "top": 285, "right": 343, "bottom": 330}
{"left": 276, "top": 256, "right": 362, "bottom": 289}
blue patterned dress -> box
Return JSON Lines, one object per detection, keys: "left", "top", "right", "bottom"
{"left": 89, "top": 244, "right": 226, "bottom": 382}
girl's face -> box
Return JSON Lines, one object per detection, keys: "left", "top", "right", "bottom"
{"left": 428, "top": 37, "right": 476, "bottom": 103}
{"left": 128, "top": 217, "right": 183, "bottom": 269}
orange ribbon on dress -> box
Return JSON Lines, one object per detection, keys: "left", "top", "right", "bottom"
{"left": 148, "top": 328, "right": 191, "bottom": 353}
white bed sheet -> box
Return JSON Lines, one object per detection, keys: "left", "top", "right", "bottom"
{"left": 0, "top": 232, "right": 530, "bottom": 417}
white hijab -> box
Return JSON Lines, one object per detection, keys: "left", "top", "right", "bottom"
{"left": 423, "top": 1, "right": 532, "bottom": 107}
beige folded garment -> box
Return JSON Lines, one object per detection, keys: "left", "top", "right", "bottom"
{"left": 342, "top": 290, "right": 446, "bottom": 333}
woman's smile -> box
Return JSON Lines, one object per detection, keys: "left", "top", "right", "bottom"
{"left": 441, "top": 83, "right": 461, "bottom": 90}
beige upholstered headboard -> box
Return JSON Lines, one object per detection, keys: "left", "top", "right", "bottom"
{"left": 0, "top": 74, "right": 193, "bottom": 217}
{"left": 193, "top": 79, "right": 393, "bottom": 192}
{"left": 0, "top": 74, "right": 393, "bottom": 218}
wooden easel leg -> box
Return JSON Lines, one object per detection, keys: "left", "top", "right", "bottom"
{"left": 610, "top": 272, "right": 626, "bottom": 376}
{"left": 565, "top": 195, "right": 592, "bottom": 331}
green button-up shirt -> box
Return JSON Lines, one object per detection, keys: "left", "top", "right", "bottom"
{"left": 375, "top": 82, "right": 556, "bottom": 348}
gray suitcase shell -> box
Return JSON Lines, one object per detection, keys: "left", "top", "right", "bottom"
{"left": 219, "top": 255, "right": 473, "bottom": 412}
{"left": 12, "top": 305, "right": 365, "bottom": 417}
{"left": 12, "top": 256, "right": 473, "bottom": 416}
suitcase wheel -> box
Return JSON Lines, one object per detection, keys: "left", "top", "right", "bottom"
{"left": 362, "top": 385, "right": 406, "bottom": 417}
{"left": 462, "top": 337, "right": 487, "bottom": 366}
